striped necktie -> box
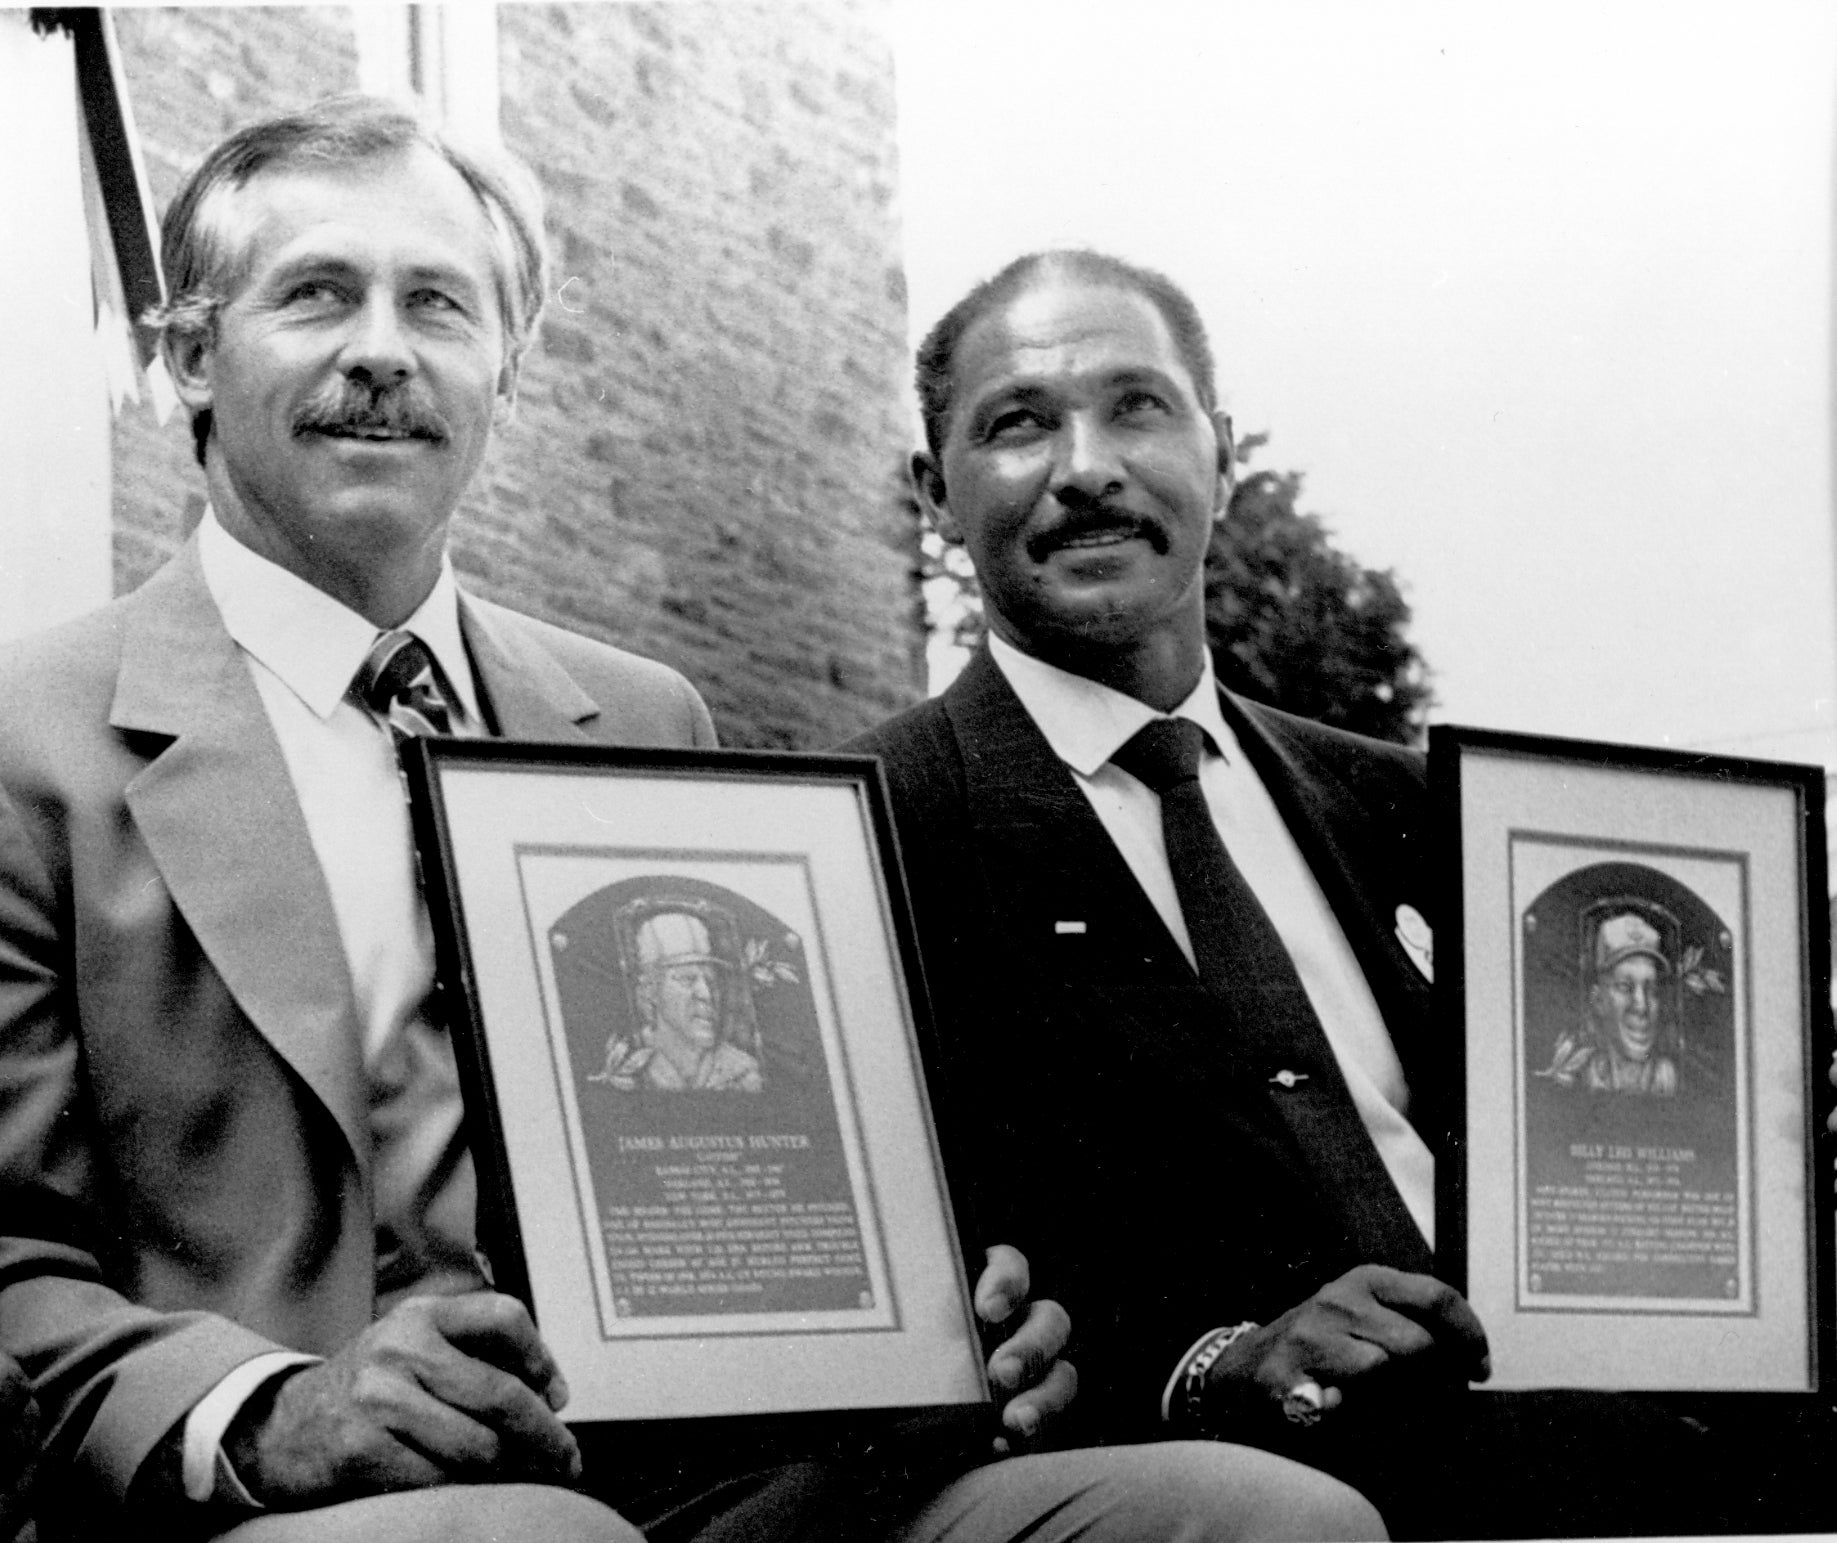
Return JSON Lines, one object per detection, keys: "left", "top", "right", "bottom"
{"left": 352, "top": 630, "right": 458, "bottom": 739}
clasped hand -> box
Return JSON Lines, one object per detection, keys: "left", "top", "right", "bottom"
{"left": 1217, "top": 1264, "right": 1490, "bottom": 1418}
{"left": 228, "top": 1292, "right": 579, "bottom": 1507}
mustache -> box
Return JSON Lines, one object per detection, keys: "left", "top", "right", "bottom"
{"left": 292, "top": 379, "right": 448, "bottom": 441}
{"left": 1026, "top": 498, "right": 1166, "bottom": 562}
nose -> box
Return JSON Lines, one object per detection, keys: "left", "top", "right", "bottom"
{"left": 1052, "top": 412, "right": 1125, "bottom": 506}
{"left": 338, "top": 292, "right": 414, "bottom": 385}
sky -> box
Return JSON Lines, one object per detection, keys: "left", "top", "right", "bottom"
{"left": 891, "top": 0, "right": 1837, "bottom": 772}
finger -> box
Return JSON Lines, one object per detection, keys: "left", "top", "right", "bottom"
{"left": 428, "top": 1293, "right": 571, "bottom": 1411}
{"left": 349, "top": 1435, "right": 450, "bottom": 1493}
{"left": 358, "top": 1413, "right": 488, "bottom": 1489}
{"left": 416, "top": 1355, "right": 581, "bottom": 1481}
{"left": 987, "top": 1298, "right": 1070, "bottom": 1395}
{"left": 1251, "top": 1322, "right": 1387, "bottom": 1396}
{"left": 1338, "top": 1303, "right": 1438, "bottom": 1364}
{"left": 1263, "top": 1281, "right": 1418, "bottom": 1375}
{"left": 974, "top": 1244, "right": 1030, "bottom": 1328}
{"left": 1002, "top": 1357, "right": 1077, "bottom": 1444}
{"left": 1360, "top": 1269, "right": 1491, "bottom": 1375}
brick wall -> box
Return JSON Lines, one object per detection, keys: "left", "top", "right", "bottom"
{"left": 108, "top": 2, "right": 923, "bottom": 748}
{"left": 109, "top": 6, "right": 358, "bottom": 585}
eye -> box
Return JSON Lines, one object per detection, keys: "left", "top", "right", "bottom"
{"left": 983, "top": 405, "right": 1050, "bottom": 442}
{"left": 1115, "top": 388, "right": 1171, "bottom": 418}
{"left": 409, "top": 288, "right": 464, "bottom": 314}
{"left": 281, "top": 279, "right": 345, "bottom": 308}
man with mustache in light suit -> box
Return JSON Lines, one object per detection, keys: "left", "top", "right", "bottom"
{"left": 0, "top": 101, "right": 1384, "bottom": 1543}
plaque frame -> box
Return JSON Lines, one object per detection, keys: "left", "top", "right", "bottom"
{"left": 1429, "top": 724, "right": 1832, "bottom": 1396}
{"left": 400, "top": 738, "right": 991, "bottom": 1445}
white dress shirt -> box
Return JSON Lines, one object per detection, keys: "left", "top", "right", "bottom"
{"left": 199, "top": 511, "right": 483, "bottom": 1063}
{"left": 181, "top": 511, "right": 487, "bottom": 1504}
{"left": 987, "top": 632, "right": 1436, "bottom": 1248}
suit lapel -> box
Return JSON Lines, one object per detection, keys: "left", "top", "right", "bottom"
{"left": 459, "top": 597, "right": 598, "bottom": 742}
{"left": 938, "top": 652, "right": 1279, "bottom": 1096}
{"left": 99, "top": 572, "right": 612, "bottom": 1199}
{"left": 942, "top": 650, "right": 1195, "bottom": 983}
{"left": 111, "top": 543, "right": 369, "bottom": 1173}
{"left": 1217, "top": 691, "right": 1437, "bottom": 1093}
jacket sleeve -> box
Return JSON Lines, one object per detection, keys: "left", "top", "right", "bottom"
{"left": 0, "top": 777, "right": 280, "bottom": 1513}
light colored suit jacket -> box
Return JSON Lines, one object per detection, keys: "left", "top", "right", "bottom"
{"left": 0, "top": 539, "right": 715, "bottom": 1512}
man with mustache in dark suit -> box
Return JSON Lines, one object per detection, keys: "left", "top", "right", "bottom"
{"left": 845, "top": 250, "right": 1787, "bottom": 1538}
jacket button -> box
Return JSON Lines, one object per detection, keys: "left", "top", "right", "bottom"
{"left": 1270, "top": 1069, "right": 1310, "bottom": 1089}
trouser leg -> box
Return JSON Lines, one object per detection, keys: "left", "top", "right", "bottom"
{"left": 202, "top": 1482, "right": 643, "bottom": 1543}
{"left": 626, "top": 1442, "right": 1384, "bottom": 1543}
{"left": 620, "top": 1459, "right": 857, "bottom": 1543}
{"left": 887, "top": 1441, "right": 1385, "bottom": 1543}
{"left": 1289, "top": 1388, "right": 1731, "bottom": 1540}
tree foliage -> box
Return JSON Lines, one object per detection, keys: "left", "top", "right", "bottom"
{"left": 912, "top": 434, "right": 1431, "bottom": 745}
{"left": 1205, "top": 435, "right": 1430, "bottom": 745}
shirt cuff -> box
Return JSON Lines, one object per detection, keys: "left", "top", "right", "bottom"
{"left": 181, "top": 1351, "right": 321, "bottom": 1506}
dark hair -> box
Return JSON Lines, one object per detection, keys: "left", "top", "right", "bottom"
{"left": 147, "top": 94, "right": 549, "bottom": 465}
{"left": 913, "top": 249, "right": 1219, "bottom": 460}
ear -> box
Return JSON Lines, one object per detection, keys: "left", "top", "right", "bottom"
{"left": 911, "top": 450, "right": 963, "bottom": 545}
{"left": 165, "top": 327, "right": 216, "bottom": 416}
{"left": 1210, "top": 410, "right": 1236, "bottom": 520}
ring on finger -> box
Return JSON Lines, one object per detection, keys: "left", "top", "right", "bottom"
{"left": 1281, "top": 1378, "right": 1330, "bottom": 1426}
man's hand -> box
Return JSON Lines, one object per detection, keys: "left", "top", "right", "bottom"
{"left": 1214, "top": 1265, "right": 1489, "bottom": 1420}
{"left": 226, "top": 1292, "right": 581, "bottom": 1507}
{"left": 975, "top": 1244, "right": 1076, "bottom": 1455}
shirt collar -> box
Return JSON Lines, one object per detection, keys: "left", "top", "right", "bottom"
{"left": 197, "top": 508, "right": 480, "bottom": 723}
{"left": 986, "top": 630, "right": 1238, "bottom": 777}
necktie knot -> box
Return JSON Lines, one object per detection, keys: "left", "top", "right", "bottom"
{"left": 352, "top": 630, "right": 456, "bottom": 738}
{"left": 1111, "top": 716, "right": 1206, "bottom": 793}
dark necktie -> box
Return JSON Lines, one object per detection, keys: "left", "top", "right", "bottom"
{"left": 1110, "top": 717, "right": 1429, "bottom": 1268}
{"left": 352, "top": 630, "right": 458, "bottom": 739}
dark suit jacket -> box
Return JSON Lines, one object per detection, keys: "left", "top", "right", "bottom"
{"left": 845, "top": 647, "right": 1442, "bottom": 1445}
{"left": 0, "top": 539, "right": 715, "bottom": 1518}
{"left": 848, "top": 648, "right": 1801, "bottom": 1539}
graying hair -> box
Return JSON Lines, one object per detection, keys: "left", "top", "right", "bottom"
{"left": 146, "top": 94, "right": 549, "bottom": 465}
{"left": 914, "top": 249, "right": 1219, "bottom": 462}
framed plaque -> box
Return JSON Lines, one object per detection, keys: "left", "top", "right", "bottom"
{"left": 400, "top": 740, "right": 990, "bottom": 1438}
{"left": 1429, "top": 725, "right": 1832, "bottom": 1395}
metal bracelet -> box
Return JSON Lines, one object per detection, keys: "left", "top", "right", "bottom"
{"left": 1181, "top": 1320, "right": 1258, "bottom": 1426}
